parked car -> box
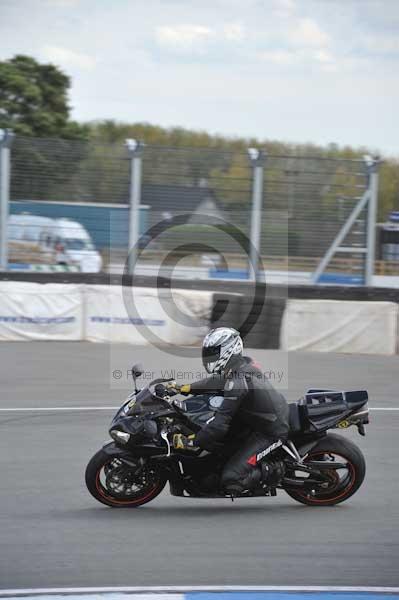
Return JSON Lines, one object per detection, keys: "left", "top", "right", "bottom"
{"left": 8, "top": 215, "right": 103, "bottom": 272}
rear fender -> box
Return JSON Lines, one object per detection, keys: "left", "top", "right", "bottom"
{"left": 295, "top": 432, "right": 362, "bottom": 459}
{"left": 295, "top": 437, "right": 327, "bottom": 458}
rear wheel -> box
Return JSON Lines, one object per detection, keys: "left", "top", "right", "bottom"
{"left": 85, "top": 449, "right": 167, "bottom": 507}
{"left": 284, "top": 434, "right": 366, "bottom": 506}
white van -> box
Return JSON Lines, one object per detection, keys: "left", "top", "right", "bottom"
{"left": 8, "top": 215, "right": 102, "bottom": 272}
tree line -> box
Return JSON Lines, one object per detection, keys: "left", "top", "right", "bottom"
{"left": 1, "top": 54, "right": 398, "bottom": 222}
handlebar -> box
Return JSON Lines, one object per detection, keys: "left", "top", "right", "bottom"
{"left": 150, "top": 378, "right": 180, "bottom": 400}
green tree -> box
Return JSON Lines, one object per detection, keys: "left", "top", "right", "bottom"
{"left": 378, "top": 160, "right": 399, "bottom": 220}
{"left": 0, "top": 54, "right": 87, "bottom": 139}
{"left": 87, "top": 119, "right": 399, "bottom": 238}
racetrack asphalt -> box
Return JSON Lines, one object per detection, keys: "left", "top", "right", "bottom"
{"left": 0, "top": 342, "right": 398, "bottom": 589}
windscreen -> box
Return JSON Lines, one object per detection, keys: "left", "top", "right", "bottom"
{"left": 65, "top": 239, "right": 94, "bottom": 250}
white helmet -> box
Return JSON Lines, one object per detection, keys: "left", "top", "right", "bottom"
{"left": 202, "top": 327, "right": 243, "bottom": 374}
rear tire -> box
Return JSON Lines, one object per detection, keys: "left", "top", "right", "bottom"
{"left": 85, "top": 449, "right": 167, "bottom": 507}
{"left": 285, "top": 434, "right": 366, "bottom": 506}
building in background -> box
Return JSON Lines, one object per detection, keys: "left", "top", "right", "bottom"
{"left": 378, "top": 211, "right": 399, "bottom": 261}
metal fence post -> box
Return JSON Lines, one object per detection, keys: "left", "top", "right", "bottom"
{"left": 0, "top": 129, "right": 14, "bottom": 271}
{"left": 248, "top": 148, "right": 265, "bottom": 280}
{"left": 126, "top": 139, "right": 143, "bottom": 275}
{"left": 365, "top": 156, "right": 379, "bottom": 287}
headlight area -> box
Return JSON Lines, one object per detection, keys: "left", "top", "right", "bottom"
{"left": 109, "top": 418, "right": 158, "bottom": 447}
{"left": 110, "top": 429, "right": 131, "bottom": 444}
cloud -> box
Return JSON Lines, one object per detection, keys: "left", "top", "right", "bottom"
{"left": 41, "top": 45, "right": 96, "bottom": 70}
{"left": 259, "top": 49, "right": 297, "bottom": 65}
{"left": 223, "top": 23, "right": 245, "bottom": 42}
{"left": 289, "top": 17, "right": 330, "bottom": 48}
{"left": 363, "top": 34, "right": 399, "bottom": 54}
{"left": 272, "top": 0, "right": 296, "bottom": 18}
{"left": 258, "top": 46, "right": 337, "bottom": 71}
{"left": 155, "top": 24, "right": 213, "bottom": 49}
{"left": 313, "top": 49, "right": 334, "bottom": 64}
{"left": 154, "top": 22, "right": 245, "bottom": 56}
{"left": 46, "top": 0, "right": 81, "bottom": 5}
{"left": 312, "top": 49, "right": 338, "bottom": 72}
{"left": 1, "top": 0, "right": 398, "bottom": 154}
{"left": 256, "top": 14, "right": 333, "bottom": 70}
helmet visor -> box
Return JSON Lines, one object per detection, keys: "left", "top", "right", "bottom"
{"left": 202, "top": 345, "right": 221, "bottom": 373}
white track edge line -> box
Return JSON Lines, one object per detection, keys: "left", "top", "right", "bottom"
{"left": 1, "top": 586, "right": 399, "bottom": 595}
{"left": 0, "top": 407, "right": 398, "bottom": 412}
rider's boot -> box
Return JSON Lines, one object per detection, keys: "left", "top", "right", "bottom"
{"left": 223, "top": 460, "right": 285, "bottom": 496}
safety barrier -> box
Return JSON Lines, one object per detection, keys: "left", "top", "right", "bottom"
{"left": 280, "top": 299, "right": 398, "bottom": 355}
{"left": 1, "top": 270, "right": 399, "bottom": 300}
{"left": 0, "top": 280, "right": 397, "bottom": 354}
{"left": 0, "top": 282, "right": 213, "bottom": 345}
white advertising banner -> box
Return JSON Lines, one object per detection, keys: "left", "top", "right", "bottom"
{"left": 0, "top": 282, "right": 83, "bottom": 341}
{"left": 281, "top": 299, "right": 398, "bottom": 355}
{"left": 85, "top": 285, "right": 212, "bottom": 345}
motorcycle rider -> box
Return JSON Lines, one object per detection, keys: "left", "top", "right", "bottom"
{"left": 172, "top": 327, "right": 289, "bottom": 495}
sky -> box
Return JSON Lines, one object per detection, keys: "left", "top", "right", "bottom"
{"left": 1, "top": 0, "right": 399, "bottom": 156}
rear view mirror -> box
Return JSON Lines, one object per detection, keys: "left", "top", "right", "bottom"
{"left": 131, "top": 363, "right": 144, "bottom": 392}
{"left": 131, "top": 363, "right": 144, "bottom": 378}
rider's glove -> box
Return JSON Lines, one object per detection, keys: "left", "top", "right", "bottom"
{"left": 165, "top": 380, "right": 177, "bottom": 389}
{"left": 165, "top": 382, "right": 191, "bottom": 396}
{"left": 173, "top": 433, "right": 197, "bottom": 451}
{"left": 161, "top": 381, "right": 179, "bottom": 397}
{"left": 179, "top": 383, "right": 191, "bottom": 395}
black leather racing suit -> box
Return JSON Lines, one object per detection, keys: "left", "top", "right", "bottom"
{"left": 186, "top": 356, "right": 289, "bottom": 493}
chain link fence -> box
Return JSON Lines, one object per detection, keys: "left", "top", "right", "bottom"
{"left": 0, "top": 132, "right": 378, "bottom": 282}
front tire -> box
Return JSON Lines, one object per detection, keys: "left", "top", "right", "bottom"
{"left": 85, "top": 449, "right": 167, "bottom": 507}
{"left": 285, "top": 434, "right": 366, "bottom": 506}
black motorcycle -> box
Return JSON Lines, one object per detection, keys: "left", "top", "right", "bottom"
{"left": 85, "top": 363, "right": 369, "bottom": 507}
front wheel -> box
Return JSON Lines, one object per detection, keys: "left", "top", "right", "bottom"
{"left": 85, "top": 449, "right": 167, "bottom": 507}
{"left": 284, "top": 434, "right": 366, "bottom": 506}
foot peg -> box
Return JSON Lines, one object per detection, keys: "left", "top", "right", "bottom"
{"left": 261, "top": 460, "right": 285, "bottom": 486}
